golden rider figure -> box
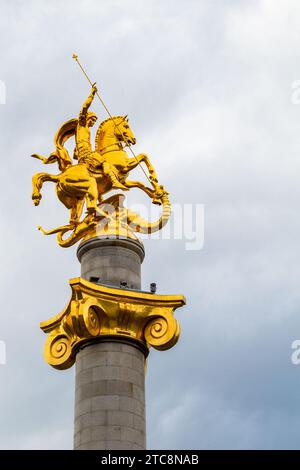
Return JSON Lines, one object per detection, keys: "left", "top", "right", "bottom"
{"left": 76, "top": 84, "right": 127, "bottom": 190}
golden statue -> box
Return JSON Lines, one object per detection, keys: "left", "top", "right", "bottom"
{"left": 33, "top": 57, "right": 185, "bottom": 370}
{"left": 31, "top": 83, "right": 169, "bottom": 247}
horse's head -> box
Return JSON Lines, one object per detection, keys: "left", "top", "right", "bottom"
{"left": 95, "top": 116, "right": 136, "bottom": 153}
{"left": 114, "top": 116, "right": 136, "bottom": 146}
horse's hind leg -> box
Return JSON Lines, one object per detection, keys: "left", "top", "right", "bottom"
{"left": 69, "top": 198, "right": 85, "bottom": 224}
{"left": 32, "top": 172, "right": 58, "bottom": 206}
{"left": 85, "top": 178, "right": 111, "bottom": 222}
{"left": 32, "top": 173, "right": 44, "bottom": 205}
{"left": 85, "top": 178, "right": 99, "bottom": 215}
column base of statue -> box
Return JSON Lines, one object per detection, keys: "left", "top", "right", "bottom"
{"left": 40, "top": 236, "right": 185, "bottom": 450}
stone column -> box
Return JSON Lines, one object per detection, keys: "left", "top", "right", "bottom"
{"left": 74, "top": 237, "right": 147, "bottom": 450}
{"left": 40, "top": 234, "right": 184, "bottom": 450}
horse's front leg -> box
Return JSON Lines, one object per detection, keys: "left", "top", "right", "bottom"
{"left": 123, "top": 155, "right": 158, "bottom": 185}
{"left": 121, "top": 180, "right": 155, "bottom": 199}
{"left": 138, "top": 154, "right": 158, "bottom": 184}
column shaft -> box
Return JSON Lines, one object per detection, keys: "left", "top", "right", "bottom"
{"left": 74, "top": 237, "right": 146, "bottom": 450}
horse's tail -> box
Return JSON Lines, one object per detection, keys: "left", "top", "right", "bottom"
{"left": 32, "top": 172, "right": 59, "bottom": 206}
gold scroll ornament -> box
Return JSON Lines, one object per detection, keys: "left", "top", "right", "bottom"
{"left": 40, "top": 278, "right": 186, "bottom": 370}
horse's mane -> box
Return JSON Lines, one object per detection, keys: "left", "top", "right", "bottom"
{"left": 95, "top": 116, "right": 125, "bottom": 150}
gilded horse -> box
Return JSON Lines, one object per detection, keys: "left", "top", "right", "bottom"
{"left": 31, "top": 115, "right": 165, "bottom": 228}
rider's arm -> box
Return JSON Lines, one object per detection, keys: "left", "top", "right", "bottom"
{"left": 79, "top": 84, "right": 97, "bottom": 125}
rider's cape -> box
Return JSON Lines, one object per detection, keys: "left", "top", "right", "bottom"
{"left": 50, "top": 119, "right": 78, "bottom": 171}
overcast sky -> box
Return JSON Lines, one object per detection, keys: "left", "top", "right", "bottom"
{"left": 1, "top": 0, "right": 300, "bottom": 449}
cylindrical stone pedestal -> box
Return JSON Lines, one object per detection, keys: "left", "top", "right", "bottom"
{"left": 77, "top": 237, "right": 145, "bottom": 290}
{"left": 74, "top": 237, "right": 147, "bottom": 450}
